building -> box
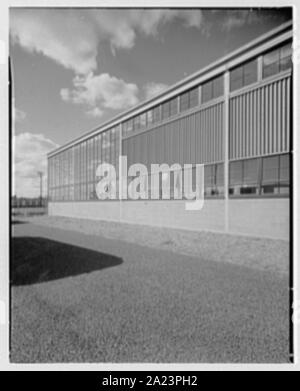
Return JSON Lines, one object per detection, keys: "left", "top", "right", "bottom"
{"left": 47, "top": 21, "right": 292, "bottom": 240}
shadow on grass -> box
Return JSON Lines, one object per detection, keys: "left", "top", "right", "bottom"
{"left": 11, "top": 237, "right": 123, "bottom": 286}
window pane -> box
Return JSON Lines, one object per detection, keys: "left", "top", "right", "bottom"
{"left": 153, "top": 106, "right": 160, "bottom": 123}
{"left": 140, "top": 113, "right": 147, "bottom": 129}
{"left": 162, "top": 101, "right": 170, "bottom": 120}
{"left": 189, "top": 87, "right": 199, "bottom": 108}
{"left": 202, "top": 80, "right": 213, "bottom": 102}
{"left": 180, "top": 91, "right": 189, "bottom": 111}
{"left": 280, "top": 56, "right": 292, "bottom": 72}
{"left": 279, "top": 153, "right": 290, "bottom": 195}
{"left": 170, "top": 97, "right": 178, "bottom": 116}
{"left": 229, "top": 160, "right": 243, "bottom": 195}
{"left": 243, "top": 59, "right": 257, "bottom": 86}
{"left": 213, "top": 75, "right": 224, "bottom": 98}
{"left": 242, "top": 158, "right": 260, "bottom": 195}
{"left": 264, "top": 63, "right": 280, "bottom": 78}
{"left": 280, "top": 43, "right": 292, "bottom": 59}
{"left": 147, "top": 109, "right": 153, "bottom": 126}
{"left": 263, "top": 49, "right": 280, "bottom": 66}
{"left": 262, "top": 155, "right": 279, "bottom": 194}
{"left": 263, "top": 48, "right": 280, "bottom": 78}
{"left": 127, "top": 119, "right": 133, "bottom": 135}
{"left": 133, "top": 115, "right": 140, "bottom": 131}
{"left": 279, "top": 154, "right": 290, "bottom": 183}
{"left": 243, "top": 158, "right": 259, "bottom": 184}
{"left": 230, "top": 67, "right": 243, "bottom": 91}
{"left": 204, "top": 164, "right": 214, "bottom": 196}
{"left": 262, "top": 155, "right": 279, "bottom": 183}
{"left": 230, "top": 161, "right": 243, "bottom": 184}
{"left": 216, "top": 163, "right": 224, "bottom": 195}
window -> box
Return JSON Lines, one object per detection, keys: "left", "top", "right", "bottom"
{"left": 202, "top": 75, "right": 224, "bottom": 103}
{"left": 204, "top": 165, "right": 214, "bottom": 196}
{"left": 160, "top": 97, "right": 179, "bottom": 121}
{"left": 261, "top": 155, "right": 279, "bottom": 194}
{"left": 147, "top": 109, "right": 153, "bottom": 126}
{"left": 140, "top": 112, "right": 147, "bottom": 129}
{"left": 241, "top": 158, "right": 260, "bottom": 195}
{"left": 133, "top": 115, "right": 141, "bottom": 132}
{"left": 279, "top": 154, "right": 290, "bottom": 194}
{"left": 230, "top": 154, "right": 290, "bottom": 197}
{"left": 180, "top": 87, "right": 199, "bottom": 112}
{"left": 202, "top": 80, "right": 213, "bottom": 103}
{"left": 213, "top": 75, "right": 224, "bottom": 98}
{"left": 244, "top": 60, "right": 258, "bottom": 86}
{"left": 215, "top": 164, "right": 224, "bottom": 195}
{"left": 263, "top": 42, "right": 292, "bottom": 79}
{"left": 229, "top": 159, "right": 259, "bottom": 195}
{"left": 180, "top": 91, "right": 189, "bottom": 112}
{"left": 162, "top": 101, "right": 170, "bottom": 120}
{"left": 153, "top": 105, "right": 161, "bottom": 123}
{"left": 261, "top": 154, "right": 290, "bottom": 195}
{"left": 230, "top": 59, "right": 257, "bottom": 92}
{"left": 280, "top": 44, "right": 292, "bottom": 72}
{"left": 204, "top": 163, "right": 224, "bottom": 197}
{"left": 123, "top": 119, "right": 133, "bottom": 136}
{"left": 189, "top": 87, "right": 199, "bottom": 108}
{"left": 170, "top": 97, "right": 178, "bottom": 116}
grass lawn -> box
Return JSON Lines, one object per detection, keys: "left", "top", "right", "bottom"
{"left": 11, "top": 218, "right": 290, "bottom": 363}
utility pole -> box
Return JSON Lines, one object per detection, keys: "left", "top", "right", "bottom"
{"left": 37, "top": 171, "right": 43, "bottom": 206}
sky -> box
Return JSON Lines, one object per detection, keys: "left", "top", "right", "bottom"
{"left": 10, "top": 7, "right": 292, "bottom": 197}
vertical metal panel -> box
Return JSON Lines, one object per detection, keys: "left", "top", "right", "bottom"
{"left": 229, "top": 74, "right": 291, "bottom": 159}
{"left": 191, "top": 113, "right": 196, "bottom": 164}
{"left": 245, "top": 93, "right": 249, "bottom": 157}
{"left": 249, "top": 91, "right": 253, "bottom": 156}
{"left": 269, "top": 83, "right": 274, "bottom": 153}
{"left": 122, "top": 102, "right": 224, "bottom": 168}
{"left": 286, "top": 76, "right": 290, "bottom": 151}
{"left": 277, "top": 80, "right": 282, "bottom": 153}
{"left": 281, "top": 79, "right": 286, "bottom": 152}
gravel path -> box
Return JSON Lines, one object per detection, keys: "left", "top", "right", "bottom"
{"left": 11, "top": 219, "right": 290, "bottom": 363}
{"left": 22, "top": 215, "right": 289, "bottom": 276}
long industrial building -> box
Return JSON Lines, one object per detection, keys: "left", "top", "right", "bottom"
{"left": 47, "top": 21, "right": 292, "bottom": 240}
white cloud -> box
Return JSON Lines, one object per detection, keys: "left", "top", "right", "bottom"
{"left": 13, "top": 107, "right": 26, "bottom": 123}
{"left": 61, "top": 72, "right": 139, "bottom": 116}
{"left": 10, "top": 9, "right": 205, "bottom": 118}
{"left": 10, "top": 9, "right": 98, "bottom": 75}
{"left": 10, "top": 9, "right": 204, "bottom": 75}
{"left": 144, "top": 82, "right": 168, "bottom": 100}
{"left": 12, "top": 98, "right": 26, "bottom": 125}
{"left": 218, "top": 9, "right": 289, "bottom": 32}
{"left": 86, "top": 107, "right": 104, "bottom": 118}
{"left": 13, "top": 132, "right": 59, "bottom": 197}
{"left": 91, "top": 9, "right": 204, "bottom": 52}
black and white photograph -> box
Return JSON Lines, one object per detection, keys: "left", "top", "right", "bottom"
{"left": 0, "top": 1, "right": 299, "bottom": 371}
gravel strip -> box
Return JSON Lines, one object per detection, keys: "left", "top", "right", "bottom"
{"left": 21, "top": 215, "right": 290, "bottom": 276}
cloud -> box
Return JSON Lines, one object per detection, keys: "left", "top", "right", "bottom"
{"left": 217, "top": 9, "right": 291, "bottom": 32}
{"left": 86, "top": 107, "right": 104, "bottom": 118}
{"left": 13, "top": 132, "right": 59, "bottom": 197}
{"left": 10, "top": 9, "right": 204, "bottom": 75}
{"left": 13, "top": 107, "right": 26, "bottom": 123}
{"left": 10, "top": 9, "right": 98, "bottom": 75}
{"left": 10, "top": 9, "right": 205, "bottom": 118}
{"left": 144, "top": 82, "right": 169, "bottom": 100}
{"left": 12, "top": 98, "right": 26, "bottom": 124}
{"left": 91, "top": 9, "right": 204, "bottom": 53}
{"left": 61, "top": 72, "right": 139, "bottom": 117}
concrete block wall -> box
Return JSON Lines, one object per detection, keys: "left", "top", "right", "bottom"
{"left": 48, "top": 198, "right": 289, "bottom": 240}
